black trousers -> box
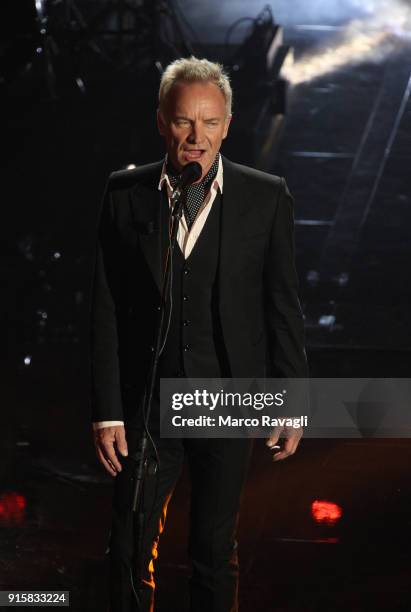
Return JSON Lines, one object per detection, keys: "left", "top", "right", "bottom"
{"left": 108, "top": 415, "right": 253, "bottom": 612}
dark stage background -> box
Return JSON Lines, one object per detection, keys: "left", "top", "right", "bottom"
{"left": 2, "top": 1, "right": 411, "bottom": 610}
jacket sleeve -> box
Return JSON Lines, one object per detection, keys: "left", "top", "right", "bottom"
{"left": 264, "top": 178, "right": 309, "bottom": 378}
{"left": 89, "top": 182, "right": 124, "bottom": 423}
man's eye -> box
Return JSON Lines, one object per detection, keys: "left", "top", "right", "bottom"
{"left": 176, "top": 120, "right": 189, "bottom": 126}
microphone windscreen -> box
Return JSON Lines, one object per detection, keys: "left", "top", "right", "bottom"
{"left": 180, "top": 162, "right": 202, "bottom": 187}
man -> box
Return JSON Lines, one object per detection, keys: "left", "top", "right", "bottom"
{"left": 90, "top": 56, "right": 308, "bottom": 612}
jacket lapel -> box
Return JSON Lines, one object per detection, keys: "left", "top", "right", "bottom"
{"left": 219, "top": 156, "right": 249, "bottom": 306}
{"left": 129, "top": 161, "right": 165, "bottom": 294}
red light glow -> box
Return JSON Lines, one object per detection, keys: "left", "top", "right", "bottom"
{"left": 311, "top": 500, "right": 342, "bottom": 525}
{"left": 0, "top": 491, "right": 27, "bottom": 526}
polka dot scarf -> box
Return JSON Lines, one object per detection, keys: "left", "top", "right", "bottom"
{"left": 166, "top": 154, "right": 220, "bottom": 229}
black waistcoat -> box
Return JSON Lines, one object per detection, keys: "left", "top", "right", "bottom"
{"left": 158, "top": 190, "right": 231, "bottom": 379}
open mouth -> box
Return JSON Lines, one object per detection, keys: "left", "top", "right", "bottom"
{"left": 183, "top": 149, "right": 205, "bottom": 161}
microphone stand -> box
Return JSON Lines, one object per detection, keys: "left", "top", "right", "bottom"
{"left": 130, "top": 184, "right": 186, "bottom": 606}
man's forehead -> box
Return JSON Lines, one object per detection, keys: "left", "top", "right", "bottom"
{"left": 172, "top": 100, "right": 224, "bottom": 116}
{"left": 168, "top": 81, "right": 226, "bottom": 108}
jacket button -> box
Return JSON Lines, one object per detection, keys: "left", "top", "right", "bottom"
{"left": 183, "top": 294, "right": 189, "bottom": 301}
{"left": 183, "top": 268, "right": 190, "bottom": 275}
{"left": 183, "top": 319, "right": 190, "bottom": 326}
{"left": 183, "top": 344, "right": 190, "bottom": 351}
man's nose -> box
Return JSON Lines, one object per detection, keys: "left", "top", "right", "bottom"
{"left": 187, "top": 122, "right": 204, "bottom": 144}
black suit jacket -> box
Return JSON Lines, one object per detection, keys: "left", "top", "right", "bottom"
{"left": 89, "top": 155, "right": 308, "bottom": 423}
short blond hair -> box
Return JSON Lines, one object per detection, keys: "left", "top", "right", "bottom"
{"left": 158, "top": 56, "right": 232, "bottom": 117}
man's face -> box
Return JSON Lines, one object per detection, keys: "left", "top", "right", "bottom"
{"left": 157, "top": 80, "right": 232, "bottom": 181}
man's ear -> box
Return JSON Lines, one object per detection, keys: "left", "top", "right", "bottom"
{"left": 157, "top": 109, "right": 166, "bottom": 136}
{"left": 222, "top": 114, "right": 232, "bottom": 140}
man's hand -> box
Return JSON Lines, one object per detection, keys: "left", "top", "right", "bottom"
{"left": 94, "top": 425, "right": 128, "bottom": 476}
{"left": 266, "top": 425, "right": 302, "bottom": 462}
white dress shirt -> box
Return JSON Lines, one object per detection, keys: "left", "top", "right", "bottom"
{"left": 93, "top": 154, "right": 224, "bottom": 430}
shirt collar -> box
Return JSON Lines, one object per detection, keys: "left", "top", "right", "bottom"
{"left": 158, "top": 153, "right": 224, "bottom": 194}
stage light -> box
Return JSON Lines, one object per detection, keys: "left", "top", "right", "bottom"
{"left": 0, "top": 492, "right": 27, "bottom": 527}
{"left": 318, "top": 315, "right": 336, "bottom": 327}
{"left": 282, "top": 0, "right": 411, "bottom": 85}
{"left": 311, "top": 499, "right": 343, "bottom": 525}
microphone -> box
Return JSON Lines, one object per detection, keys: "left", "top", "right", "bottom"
{"left": 170, "top": 162, "right": 202, "bottom": 216}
